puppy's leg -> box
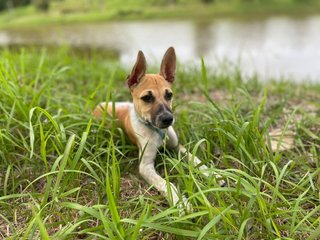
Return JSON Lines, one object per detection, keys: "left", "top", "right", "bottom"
{"left": 178, "top": 144, "right": 211, "bottom": 177}
{"left": 166, "top": 127, "right": 225, "bottom": 186}
{"left": 139, "top": 143, "right": 181, "bottom": 206}
{"left": 166, "top": 126, "right": 209, "bottom": 175}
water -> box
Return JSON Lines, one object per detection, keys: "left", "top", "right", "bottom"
{"left": 1, "top": 15, "right": 320, "bottom": 82}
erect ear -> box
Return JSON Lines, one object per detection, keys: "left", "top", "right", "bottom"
{"left": 127, "top": 50, "right": 147, "bottom": 89}
{"left": 159, "top": 47, "right": 176, "bottom": 83}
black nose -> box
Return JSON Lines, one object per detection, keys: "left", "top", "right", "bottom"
{"left": 161, "top": 115, "right": 173, "bottom": 126}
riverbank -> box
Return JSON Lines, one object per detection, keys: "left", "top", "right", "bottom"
{"left": 0, "top": 47, "right": 319, "bottom": 239}
{"left": 2, "top": 15, "right": 320, "bottom": 83}
{"left": 0, "top": 0, "right": 320, "bottom": 29}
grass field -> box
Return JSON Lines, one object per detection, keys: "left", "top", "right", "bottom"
{"left": 1, "top": 0, "right": 320, "bottom": 29}
{"left": 0, "top": 46, "right": 319, "bottom": 239}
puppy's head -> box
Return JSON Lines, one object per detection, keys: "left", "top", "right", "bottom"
{"left": 127, "top": 47, "right": 176, "bottom": 129}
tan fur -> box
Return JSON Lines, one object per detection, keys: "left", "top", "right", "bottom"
{"left": 112, "top": 105, "right": 139, "bottom": 146}
{"left": 92, "top": 103, "right": 105, "bottom": 118}
{"left": 131, "top": 74, "right": 173, "bottom": 124}
{"left": 93, "top": 102, "right": 139, "bottom": 146}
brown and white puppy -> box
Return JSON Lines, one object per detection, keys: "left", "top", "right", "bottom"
{"left": 94, "top": 47, "right": 218, "bottom": 208}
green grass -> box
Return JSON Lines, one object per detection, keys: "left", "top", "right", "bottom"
{"left": 0, "top": 46, "right": 319, "bottom": 239}
{"left": 1, "top": 0, "right": 320, "bottom": 29}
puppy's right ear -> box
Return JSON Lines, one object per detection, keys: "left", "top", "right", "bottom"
{"left": 127, "top": 51, "right": 147, "bottom": 89}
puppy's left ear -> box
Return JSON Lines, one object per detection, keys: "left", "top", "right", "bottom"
{"left": 127, "top": 50, "right": 147, "bottom": 89}
{"left": 160, "top": 47, "right": 176, "bottom": 83}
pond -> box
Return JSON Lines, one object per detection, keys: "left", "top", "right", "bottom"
{"left": 1, "top": 15, "right": 320, "bottom": 82}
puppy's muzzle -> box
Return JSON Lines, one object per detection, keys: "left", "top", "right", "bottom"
{"left": 158, "top": 113, "right": 174, "bottom": 128}
{"left": 152, "top": 104, "right": 174, "bottom": 129}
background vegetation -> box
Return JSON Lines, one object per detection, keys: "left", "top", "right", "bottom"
{"left": 0, "top": 0, "right": 319, "bottom": 238}
{"left": 0, "top": 47, "right": 319, "bottom": 239}
{"left": 1, "top": 0, "right": 320, "bottom": 28}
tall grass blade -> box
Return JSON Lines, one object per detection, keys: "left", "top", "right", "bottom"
{"left": 197, "top": 205, "right": 233, "bottom": 240}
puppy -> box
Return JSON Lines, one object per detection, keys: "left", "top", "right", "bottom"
{"left": 94, "top": 47, "right": 219, "bottom": 208}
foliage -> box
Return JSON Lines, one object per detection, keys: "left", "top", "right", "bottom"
{"left": 1, "top": 0, "right": 320, "bottom": 28}
{"left": 0, "top": 0, "right": 31, "bottom": 11}
{"left": 0, "top": 47, "right": 319, "bottom": 239}
{"left": 33, "top": 0, "right": 50, "bottom": 11}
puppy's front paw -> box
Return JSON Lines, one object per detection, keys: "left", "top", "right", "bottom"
{"left": 215, "top": 174, "right": 226, "bottom": 187}
{"left": 193, "top": 157, "right": 226, "bottom": 187}
{"left": 200, "top": 167, "right": 226, "bottom": 187}
{"left": 177, "top": 195, "right": 192, "bottom": 216}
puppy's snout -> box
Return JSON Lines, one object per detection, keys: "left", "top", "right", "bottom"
{"left": 161, "top": 114, "right": 173, "bottom": 126}
{"left": 152, "top": 104, "right": 174, "bottom": 129}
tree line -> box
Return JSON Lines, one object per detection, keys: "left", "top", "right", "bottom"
{"left": 0, "top": 0, "right": 49, "bottom": 11}
{"left": 0, "top": 0, "right": 314, "bottom": 12}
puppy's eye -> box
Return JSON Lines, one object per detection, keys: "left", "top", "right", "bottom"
{"left": 165, "top": 92, "right": 173, "bottom": 101}
{"left": 141, "top": 94, "right": 154, "bottom": 103}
